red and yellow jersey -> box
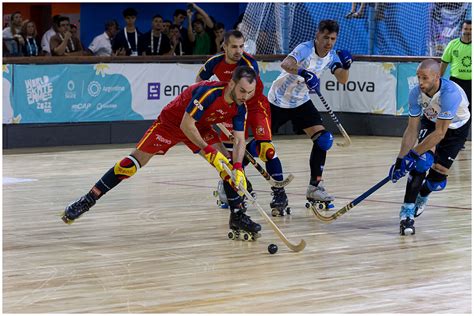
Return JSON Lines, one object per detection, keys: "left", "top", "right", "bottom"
{"left": 197, "top": 52, "right": 265, "bottom": 109}
{"left": 160, "top": 81, "right": 247, "bottom": 132}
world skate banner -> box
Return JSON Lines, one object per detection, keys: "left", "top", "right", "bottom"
{"left": 259, "top": 61, "right": 398, "bottom": 115}
{"left": 5, "top": 63, "right": 201, "bottom": 124}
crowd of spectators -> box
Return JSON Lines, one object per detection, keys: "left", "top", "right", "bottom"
{"left": 2, "top": 4, "right": 233, "bottom": 57}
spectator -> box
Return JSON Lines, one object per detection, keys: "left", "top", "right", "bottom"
{"left": 50, "top": 16, "right": 84, "bottom": 56}
{"left": 140, "top": 15, "right": 172, "bottom": 55}
{"left": 70, "top": 23, "right": 78, "bottom": 37}
{"left": 173, "top": 8, "right": 192, "bottom": 54}
{"left": 3, "top": 11, "right": 24, "bottom": 56}
{"left": 20, "top": 20, "right": 41, "bottom": 56}
{"left": 162, "top": 19, "right": 172, "bottom": 37}
{"left": 188, "top": 3, "right": 216, "bottom": 52}
{"left": 88, "top": 19, "right": 119, "bottom": 56}
{"left": 112, "top": 7, "right": 142, "bottom": 56}
{"left": 345, "top": 3, "right": 366, "bottom": 18}
{"left": 169, "top": 24, "right": 185, "bottom": 56}
{"left": 187, "top": 11, "right": 211, "bottom": 55}
{"left": 213, "top": 22, "right": 225, "bottom": 53}
{"left": 41, "top": 14, "right": 60, "bottom": 55}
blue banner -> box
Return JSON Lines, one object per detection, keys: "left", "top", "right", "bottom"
{"left": 12, "top": 64, "right": 143, "bottom": 123}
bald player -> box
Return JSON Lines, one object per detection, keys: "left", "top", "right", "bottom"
{"left": 389, "top": 58, "right": 470, "bottom": 235}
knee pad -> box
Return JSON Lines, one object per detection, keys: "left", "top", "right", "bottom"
{"left": 256, "top": 141, "right": 276, "bottom": 162}
{"left": 415, "top": 150, "right": 434, "bottom": 173}
{"left": 425, "top": 168, "right": 447, "bottom": 192}
{"left": 113, "top": 155, "right": 140, "bottom": 180}
{"left": 312, "top": 130, "right": 333, "bottom": 151}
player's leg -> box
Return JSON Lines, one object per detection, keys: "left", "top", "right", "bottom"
{"left": 249, "top": 97, "right": 289, "bottom": 216}
{"left": 223, "top": 179, "right": 261, "bottom": 241}
{"left": 62, "top": 119, "right": 175, "bottom": 224}
{"left": 294, "top": 100, "right": 335, "bottom": 209}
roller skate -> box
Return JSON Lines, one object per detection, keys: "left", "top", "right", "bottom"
{"left": 270, "top": 187, "right": 291, "bottom": 216}
{"left": 213, "top": 180, "right": 229, "bottom": 209}
{"left": 305, "top": 181, "right": 334, "bottom": 210}
{"left": 61, "top": 193, "right": 96, "bottom": 224}
{"left": 414, "top": 194, "right": 429, "bottom": 218}
{"left": 399, "top": 203, "right": 416, "bottom": 235}
{"left": 228, "top": 205, "right": 262, "bottom": 242}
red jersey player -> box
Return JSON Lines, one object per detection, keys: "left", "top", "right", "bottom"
{"left": 197, "top": 30, "right": 290, "bottom": 216}
{"left": 62, "top": 66, "right": 262, "bottom": 241}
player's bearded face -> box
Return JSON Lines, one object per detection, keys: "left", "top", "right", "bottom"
{"left": 230, "top": 79, "right": 256, "bottom": 104}
{"left": 225, "top": 36, "right": 244, "bottom": 62}
{"left": 461, "top": 23, "right": 471, "bottom": 41}
{"left": 416, "top": 69, "right": 438, "bottom": 94}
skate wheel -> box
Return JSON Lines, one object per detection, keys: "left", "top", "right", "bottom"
{"left": 216, "top": 200, "right": 220, "bottom": 206}
{"left": 242, "top": 233, "right": 250, "bottom": 241}
{"left": 213, "top": 190, "right": 218, "bottom": 197}
{"left": 271, "top": 208, "right": 280, "bottom": 217}
{"left": 228, "top": 231, "right": 234, "bottom": 239}
{"left": 286, "top": 207, "right": 291, "bottom": 215}
{"left": 60, "top": 212, "right": 73, "bottom": 225}
{"left": 316, "top": 203, "right": 325, "bottom": 210}
{"left": 305, "top": 202, "right": 311, "bottom": 209}
{"left": 250, "top": 192, "right": 257, "bottom": 199}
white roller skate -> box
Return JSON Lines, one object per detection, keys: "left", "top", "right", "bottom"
{"left": 399, "top": 203, "right": 416, "bottom": 235}
{"left": 213, "top": 180, "right": 229, "bottom": 209}
{"left": 414, "top": 194, "right": 429, "bottom": 218}
{"left": 305, "top": 181, "right": 335, "bottom": 210}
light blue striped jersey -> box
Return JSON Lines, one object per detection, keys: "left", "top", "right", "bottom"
{"left": 268, "top": 40, "right": 341, "bottom": 109}
{"left": 409, "top": 78, "right": 470, "bottom": 129}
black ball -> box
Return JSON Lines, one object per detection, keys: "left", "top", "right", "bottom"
{"left": 268, "top": 243, "right": 278, "bottom": 254}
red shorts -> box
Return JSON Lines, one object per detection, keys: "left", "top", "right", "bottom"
{"left": 219, "top": 94, "right": 272, "bottom": 142}
{"left": 136, "top": 117, "right": 220, "bottom": 155}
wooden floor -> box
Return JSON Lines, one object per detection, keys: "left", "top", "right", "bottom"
{"left": 3, "top": 136, "right": 471, "bottom": 313}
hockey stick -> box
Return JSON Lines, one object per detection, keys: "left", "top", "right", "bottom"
{"left": 222, "top": 163, "right": 306, "bottom": 252}
{"left": 316, "top": 91, "right": 352, "bottom": 147}
{"left": 215, "top": 123, "right": 294, "bottom": 188}
{"left": 312, "top": 176, "right": 390, "bottom": 223}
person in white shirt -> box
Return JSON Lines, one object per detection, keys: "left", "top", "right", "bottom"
{"left": 40, "top": 15, "right": 60, "bottom": 55}
{"left": 88, "top": 20, "right": 119, "bottom": 56}
{"left": 268, "top": 19, "right": 352, "bottom": 208}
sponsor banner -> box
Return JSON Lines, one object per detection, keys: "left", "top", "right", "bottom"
{"left": 3, "top": 64, "right": 17, "bottom": 123}
{"left": 396, "top": 63, "right": 419, "bottom": 115}
{"left": 260, "top": 61, "right": 398, "bottom": 115}
{"left": 12, "top": 64, "right": 143, "bottom": 123}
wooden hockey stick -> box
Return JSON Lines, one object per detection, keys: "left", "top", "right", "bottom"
{"left": 215, "top": 123, "right": 294, "bottom": 188}
{"left": 222, "top": 163, "right": 306, "bottom": 252}
{"left": 312, "top": 176, "right": 391, "bottom": 223}
{"left": 316, "top": 92, "right": 352, "bottom": 147}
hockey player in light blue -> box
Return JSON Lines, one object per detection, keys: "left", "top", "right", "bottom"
{"left": 389, "top": 58, "right": 470, "bottom": 235}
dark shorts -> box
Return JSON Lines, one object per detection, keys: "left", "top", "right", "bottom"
{"left": 270, "top": 100, "right": 323, "bottom": 133}
{"left": 419, "top": 116, "right": 471, "bottom": 169}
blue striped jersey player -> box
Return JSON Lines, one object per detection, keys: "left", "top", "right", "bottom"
{"left": 389, "top": 58, "right": 470, "bottom": 235}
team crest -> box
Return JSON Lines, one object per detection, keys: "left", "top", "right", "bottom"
{"left": 256, "top": 126, "right": 265, "bottom": 135}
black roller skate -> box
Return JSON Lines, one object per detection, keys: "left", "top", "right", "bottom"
{"left": 270, "top": 187, "right": 291, "bottom": 216}
{"left": 305, "top": 181, "right": 334, "bottom": 210}
{"left": 399, "top": 203, "right": 416, "bottom": 235}
{"left": 61, "top": 193, "right": 96, "bottom": 224}
{"left": 228, "top": 206, "right": 262, "bottom": 242}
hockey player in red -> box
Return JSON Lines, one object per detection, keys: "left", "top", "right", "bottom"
{"left": 62, "top": 66, "right": 262, "bottom": 240}
{"left": 197, "top": 29, "right": 289, "bottom": 216}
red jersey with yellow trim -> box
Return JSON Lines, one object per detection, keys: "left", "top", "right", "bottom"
{"left": 197, "top": 52, "right": 265, "bottom": 108}
{"left": 159, "top": 81, "right": 247, "bottom": 131}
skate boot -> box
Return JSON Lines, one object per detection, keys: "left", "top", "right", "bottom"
{"left": 270, "top": 187, "right": 291, "bottom": 216}
{"left": 213, "top": 180, "right": 229, "bottom": 209}
{"left": 228, "top": 206, "right": 262, "bottom": 241}
{"left": 61, "top": 193, "right": 96, "bottom": 224}
{"left": 399, "top": 203, "right": 416, "bottom": 235}
{"left": 305, "top": 181, "right": 335, "bottom": 210}
{"left": 414, "top": 194, "right": 429, "bottom": 218}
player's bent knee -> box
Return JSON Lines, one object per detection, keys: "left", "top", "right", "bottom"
{"left": 256, "top": 141, "right": 276, "bottom": 162}
{"left": 312, "top": 130, "right": 333, "bottom": 151}
{"left": 415, "top": 150, "right": 434, "bottom": 173}
{"left": 425, "top": 168, "right": 447, "bottom": 192}
{"left": 113, "top": 155, "right": 140, "bottom": 180}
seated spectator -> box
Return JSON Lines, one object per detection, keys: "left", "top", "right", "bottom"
{"left": 172, "top": 8, "right": 192, "bottom": 54}
{"left": 3, "top": 11, "right": 24, "bottom": 56}
{"left": 163, "top": 19, "right": 172, "bottom": 37}
{"left": 50, "top": 16, "right": 84, "bottom": 56}
{"left": 20, "top": 20, "right": 41, "bottom": 56}
{"left": 187, "top": 11, "right": 211, "bottom": 55}
{"left": 88, "top": 19, "right": 119, "bottom": 56}
{"left": 213, "top": 22, "right": 225, "bottom": 53}
{"left": 112, "top": 7, "right": 143, "bottom": 56}
{"left": 41, "top": 15, "right": 60, "bottom": 55}
{"left": 169, "top": 24, "right": 185, "bottom": 56}
{"left": 140, "top": 15, "right": 172, "bottom": 55}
